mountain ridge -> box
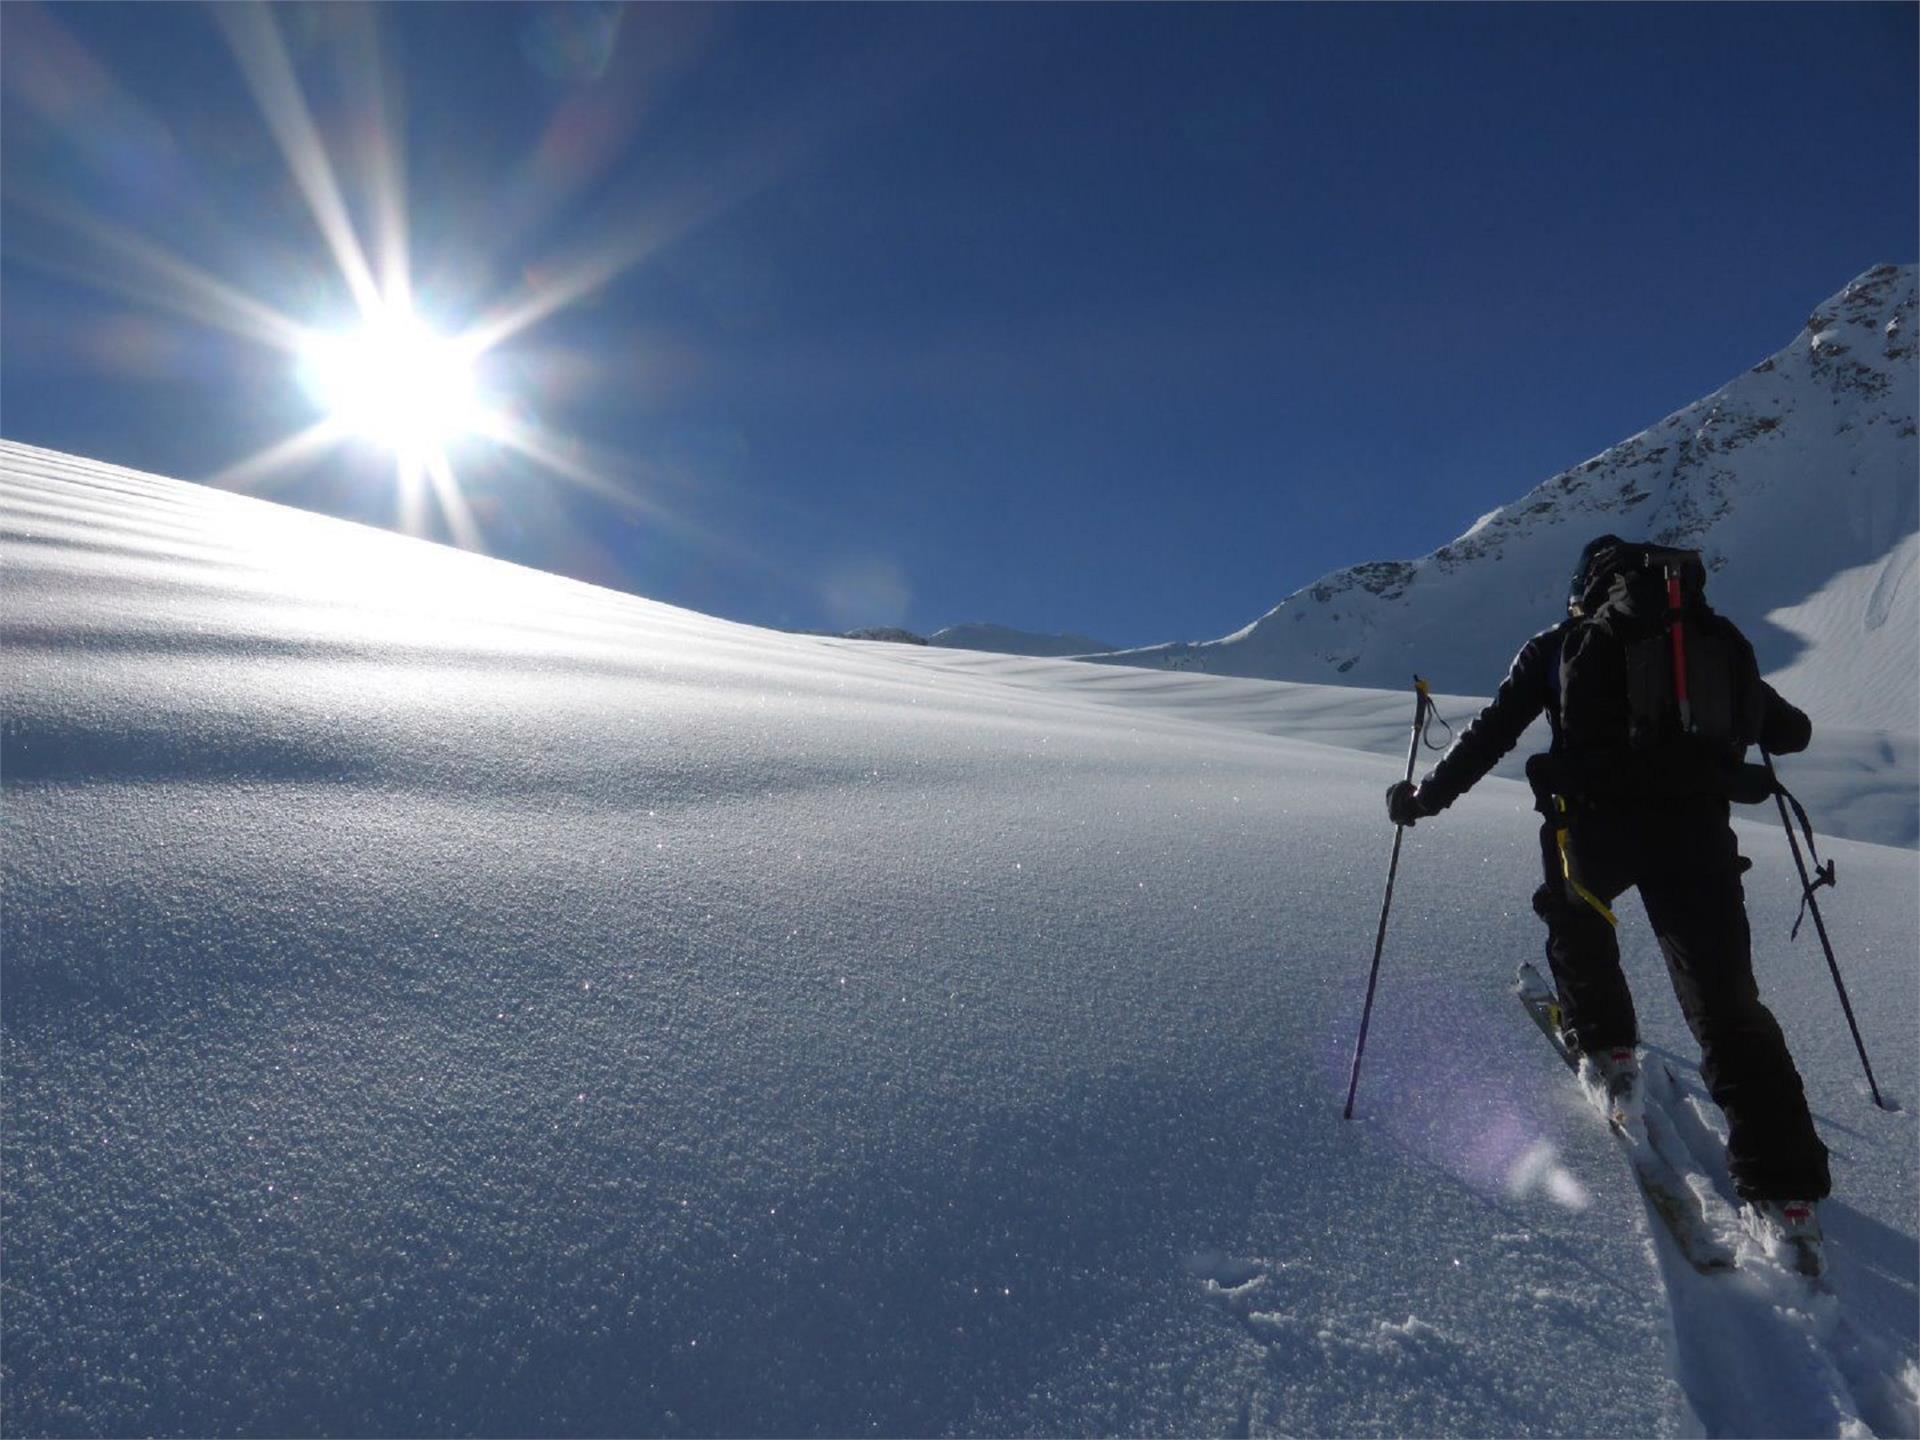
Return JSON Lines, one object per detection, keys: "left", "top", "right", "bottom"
{"left": 1088, "top": 264, "right": 1918, "bottom": 735}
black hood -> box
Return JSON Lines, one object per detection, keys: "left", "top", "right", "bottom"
{"left": 1570, "top": 535, "right": 1629, "bottom": 616}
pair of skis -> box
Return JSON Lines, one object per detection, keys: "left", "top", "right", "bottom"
{"left": 1514, "top": 962, "right": 1823, "bottom": 1281}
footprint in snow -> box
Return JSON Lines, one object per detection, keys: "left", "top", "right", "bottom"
{"left": 1186, "top": 1249, "right": 1270, "bottom": 1302}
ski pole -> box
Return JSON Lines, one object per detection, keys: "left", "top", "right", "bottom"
{"left": 1762, "top": 749, "right": 1895, "bottom": 1112}
{"left": 1344, "top": 676, "right": 1433, "bottom": 1120}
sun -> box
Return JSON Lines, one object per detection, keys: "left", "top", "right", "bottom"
{"left": 297, "top": 306, "right": 492, "bottom": 459}
{"left": 38, "top": 2, "right": 699, "bottom": 551}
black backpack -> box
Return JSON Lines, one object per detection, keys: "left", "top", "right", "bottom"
{"left": 1559, "top": 542, "right": 1765, "bottom": 797}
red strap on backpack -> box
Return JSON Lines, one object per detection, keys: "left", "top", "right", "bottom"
{"left": 1665, "top": 565, "right": 1693, "bottom": 733}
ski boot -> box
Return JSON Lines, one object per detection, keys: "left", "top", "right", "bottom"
{"left": 1743, "top": 1198, "right": 1825, "bottom": 1279}
{"left": 1582, "top": 1046, "right": 1642, "bottom": 1132}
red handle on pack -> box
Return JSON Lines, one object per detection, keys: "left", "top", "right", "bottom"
{"left": 1666, "top": 567, "right": 1692, "bottom": 731}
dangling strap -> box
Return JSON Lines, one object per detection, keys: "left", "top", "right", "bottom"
{"left": 1554, "top": 795, "right": 1618, "bottom": 927}
{"left": 1776, "top": 778, "right": 1837, "bottom": 940}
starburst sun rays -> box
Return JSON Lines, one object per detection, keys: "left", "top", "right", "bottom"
{"left": 10, "top": 2, "right": 716, "bottom": 555}
{"left": 204, "top": 1, "right": 632, "bottom": 546}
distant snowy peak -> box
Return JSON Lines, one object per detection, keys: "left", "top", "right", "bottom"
{"left": 927, "top": 623, "right": 1117, "bottom": 658}
{"left": 1095, "top": 264, "right": 1917, "bottom": 730}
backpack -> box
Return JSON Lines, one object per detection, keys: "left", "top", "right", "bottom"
{"left": 1559, "top": 542, "right": 1765, "bottom": 798}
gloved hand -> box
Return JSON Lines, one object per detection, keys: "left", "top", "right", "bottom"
{"left": 1385, "top": 780, "right": 1434, "bottom": 827}
{"left": 1723, "top": 762, "right": 1776, "bottom": 806}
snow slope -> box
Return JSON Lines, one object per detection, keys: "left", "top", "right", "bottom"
{"left": 928, "top": 623, "right": 1118, "bottom": 658}
{"left": 3, "top": 441, "right": 1916, "bottom": 1438}
{"left": 1095, "top": 264, "right": 1918, "bottom": 736}
{"left": 875, "top": 648, "right": 1919, "bottom": 851}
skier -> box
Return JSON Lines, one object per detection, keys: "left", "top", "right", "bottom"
{"left": 1382, "top": 535, "right": 1831, "bottom": 1249}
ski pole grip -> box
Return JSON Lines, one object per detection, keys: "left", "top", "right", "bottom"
{"left": 1403, "top": 676, "right": 1431, "bottom": 781}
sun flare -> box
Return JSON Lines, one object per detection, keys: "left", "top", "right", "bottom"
{"left": 297, "top": 309, "right": 491, "bottom": 459}
{"left": 30, "top": 1, "right": 696, "bottom": 552}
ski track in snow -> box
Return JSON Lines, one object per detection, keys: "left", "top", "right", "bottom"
{"left": 2, "top": 442, "right": 1916, "bottom": 1438}
{"left": 1627, "top": 1063, "right": 1920, "bottom": 1439}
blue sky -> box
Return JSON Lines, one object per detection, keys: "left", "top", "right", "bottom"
{"left": 3, "top": 2, "right": 1915, "bottom": 645}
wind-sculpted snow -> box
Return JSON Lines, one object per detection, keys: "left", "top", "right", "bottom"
{"left": 1095, "top": 264, "right": 1918, "bottom": 752}
{"left": 2, "top": 442, "right": 1915, "bottom": 1438}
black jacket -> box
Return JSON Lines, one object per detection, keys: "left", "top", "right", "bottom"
{"left": 1417, "top": 621, "right": 1574, "bottom": 813}
{"left": 1417, "top": 616, "right": 1811, "bottom": 813}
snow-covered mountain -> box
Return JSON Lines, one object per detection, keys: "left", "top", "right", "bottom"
{"left": 3, "top": 440, "right": 1916, "bottom": 1438}
{"left": 1096, "top": 264, "right": 1918, "bottom": 737}
{"left": 928, "top": 622, "right": 1117, "bottom": 657}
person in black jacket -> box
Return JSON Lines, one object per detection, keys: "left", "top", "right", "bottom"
{"left": 1384, "top": 535, "right": 1831, "bottom": 1216}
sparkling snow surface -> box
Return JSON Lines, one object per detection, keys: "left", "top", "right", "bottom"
{"left": 3, "top": 443, "right": 1915, "bottom": 1438}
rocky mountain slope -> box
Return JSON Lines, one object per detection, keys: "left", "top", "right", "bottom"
{"left": 1092, "top": 265, "right": 1917, "bottom": 736}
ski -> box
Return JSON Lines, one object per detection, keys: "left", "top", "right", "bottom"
{"left": 1515, "top": 963, "right": 1737, "bottom": 1274}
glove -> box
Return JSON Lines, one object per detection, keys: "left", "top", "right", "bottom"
{"left": 1385, "top": 780, "right": 1433, "bottom": 827}
{"left": 1722, "top": 762, "right": 1776, "bottom": 806}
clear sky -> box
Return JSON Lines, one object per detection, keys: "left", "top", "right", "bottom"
{"left": 3, "top": 2, "right": 1915, "bottom": 645}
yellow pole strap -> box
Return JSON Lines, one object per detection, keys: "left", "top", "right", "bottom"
{"left": 1554, "top": 796, "right": 1618, "bottom": 927}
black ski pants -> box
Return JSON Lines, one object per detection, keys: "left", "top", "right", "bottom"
{"left": 1530, "top": 798, "right": 1831, "bottom": 1202}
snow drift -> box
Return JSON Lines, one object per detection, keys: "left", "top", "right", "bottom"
{"left": 2, "top": 441, "right": 1915, "bottom": 1438}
